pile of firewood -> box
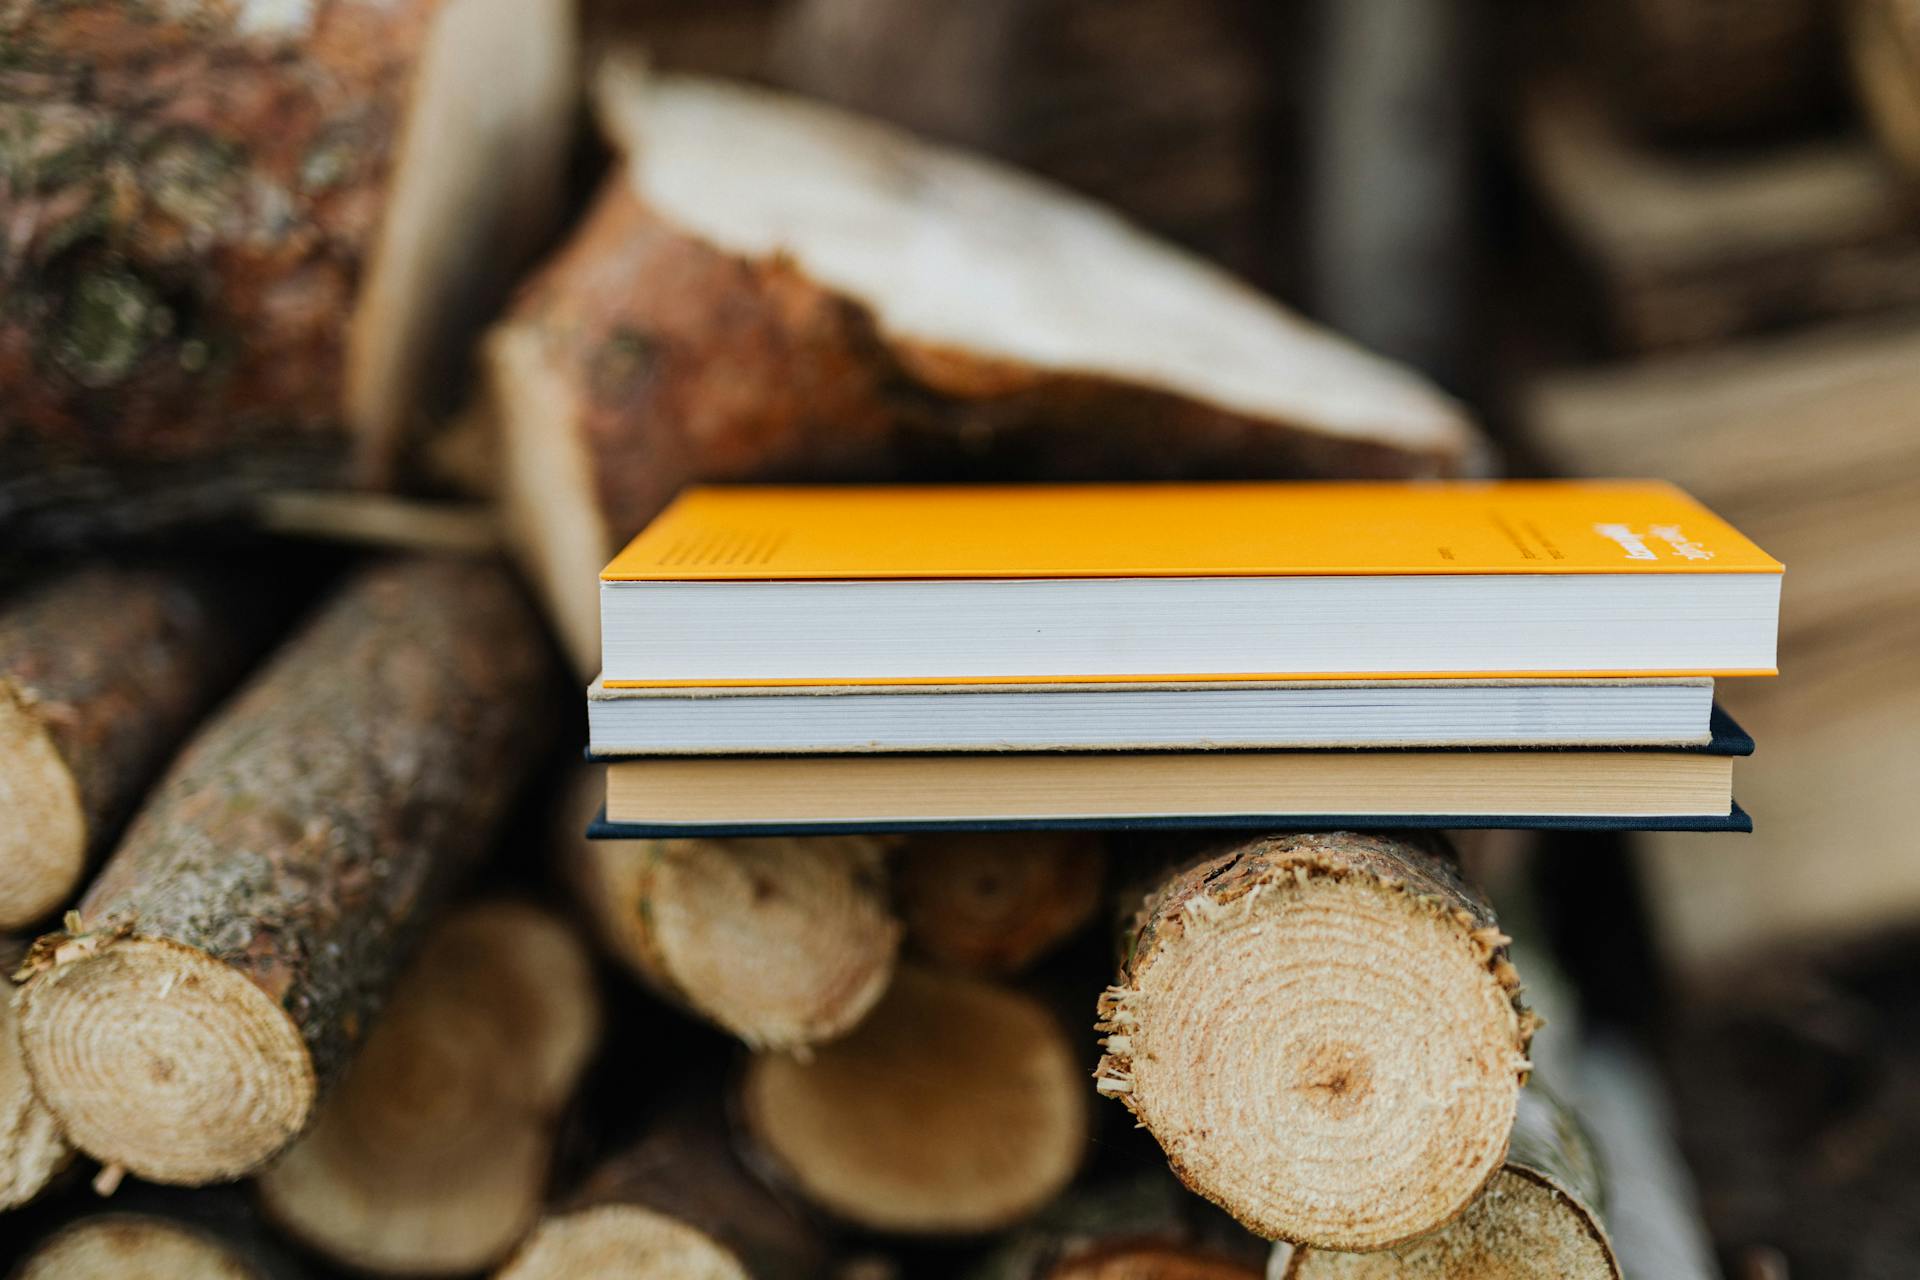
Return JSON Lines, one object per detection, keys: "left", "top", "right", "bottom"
{"left": 12, "top": 0, "right": 1902, "bottom": 1276}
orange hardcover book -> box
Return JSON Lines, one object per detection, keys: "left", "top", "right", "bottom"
{"left": 599, "top": 481, "right": 1782, "bottom": 686}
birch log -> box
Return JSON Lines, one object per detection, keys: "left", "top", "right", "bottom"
{"left": 13, "top": 557, "right": 553, "bottom": 1185}
{"left": 738, "top": 967, "right": 1087, "bottom": 1235}
{"left": 488, "top": 56, "right": 1483, "bottom": 672}
{"left": 0, "top": 566, "right": 266, "bottom": 928}
{"left": 1095, "top": 833, "right": 1534, "bottom": 1250}
{"left": 257, "top": 902, "right": 601, "bottom": 1275}
{"left": 0, "top": 0, "right": 575, "bottom": 543}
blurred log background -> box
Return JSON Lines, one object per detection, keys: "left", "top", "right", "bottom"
{"left": 3, "top": 0, "right": 1918, "bottom": 1276}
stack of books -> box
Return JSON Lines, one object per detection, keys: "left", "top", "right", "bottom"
{"left": 585, "top": 481, "right": 1782, "bottom": 837}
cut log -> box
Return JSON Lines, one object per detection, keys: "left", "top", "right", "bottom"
{"left": 567, "top": 775, "right": 899, "bottom": 1049}
{"left": 0, "top": 566, "right": 267, "bottom": 929}
{"left": 0, "top": 0, "right": 576, "bottom": 543}
{"left": 895, "top": 832, "right": 1105, "bottom": 977}
{"left": 12, "top": 1186, "right": 310, "bottom": 1280}
{"left": 498, "top": 1103, "right": 828, "bottom": 1280}
{"left": 1572, "top": 0, "right": 1836, "bottom": 139}
{"left": 1519, "top": 74, "right": 1920, "bottom": 353}
{"left": 738, "top": 966, "right": 1087, "bottom": 1235}
{"left": 967, "top": 1171, "right": 1267, "bottom": 1280}
{"left": 1846, "top": 0, "right": 1920, "bottom": 181}
{"left": 1274, "top": 1086, "right": 1618, "bottom": 1278}
{"left": 488, "top": 58, "right": 1482, "bottom": 673}
{"left": 1094, "top": 832, "right": 1534, "bottom": 1250}
{"left": 0, "top": 935, "right": 69, "bottom": 1210}
{"left": 256, "top": 901, "right": 600, "bottom": 1275}
{"left": 13, "top": 556, "right": 554, "bottom": 1185}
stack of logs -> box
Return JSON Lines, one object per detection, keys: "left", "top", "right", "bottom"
{"left": 0, "top": 0, "right": 1735, "bottom": 1276}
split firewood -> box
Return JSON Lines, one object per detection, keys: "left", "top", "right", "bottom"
{"left": 0, "top": 0, "right": 576, "bottom": 544}
{"left": 13, "top": 557, "right": 554, "bottom": 1185}
{"left": 1570, "top": 0, "right": 1835, "bottom": 138}
{"left": 967, "top": 1171, "right": 1266, "bottom": 1280}
{"left": 0, "top": 936, "right": 69, "bottom": 1210}
{"left": 894, "top": 832, "right": 1105, "bottom": 977}
{"left": 487, "top": 57, "right": 1483, "bottom": 672}
{"left": 1273, "top": 1086, "right": 1619, "bottom": 1278}
{"left": 567, "top": 774, "right": 900, "bottom": 1050}
{"left": 1520, "top": 74, "right": 1920, "bottom": 353}
{"left": 499, "top": 1102, "right": 829, "bottom": 1280}
{"left": 1846, "top": 0, "right": 1920, "bottom": 181}
{"left": 0, "top": 566, "right": 269, "bottom": 929}
{"left": 738, "top": 966, "right": 1087, "bottom": 1235}
{"left": 256, "top": 901, "right": 601, "bottom": 1275}
{"left": 1094, "top": 832, "right": 1535, "bottom": 1250}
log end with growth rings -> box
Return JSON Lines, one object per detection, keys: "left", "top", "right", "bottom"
{"left": 16, "top": 930, "right": 315, "bottom": 1184}
{"left": 15, "top": 1215, "right": 266, "bottom": 1280}
{"left": 498, "top": 1204, "right": 751, "bottom": 1280}
{"left": 740, "top": 966, "right": 1087, "bottom": 1235}
{"left": 0, "top": 685, "right": 86, "bottom": 929}
{"left": 1279, "top": 1166, "right": 1619, "bottom": 1279}
{"left": 1095, "top": 835, "right": 1534, "bottom": 1251}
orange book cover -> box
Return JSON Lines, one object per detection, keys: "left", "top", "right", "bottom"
{"left": 602, "top": 480, "right": 1783, "bottom": 582}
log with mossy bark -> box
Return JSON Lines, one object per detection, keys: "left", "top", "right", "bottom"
{"left": 485, "top": 55, "right": 1484, "bottom": 673}
{"left": 0, "top": 565, "right": 272, "bottom": 929}
{"left": 738, "top": 966, "right": 1088, "bottom": 1236}
{"left": 895, "top": 832, "right": 1105, "bottom": 978}
{"left": 1273, "top": 1085, "right": 1618, "bottom": 1278}
{"left": 499, "top": 1101, "right": 829, "bottom": 1280}
{"left": 256, "top": 901, "right": 601, "bottom": 1276}
{"left": 0, "top": 935, "right": 69, "bottom": 1211}
{"left": 565, "top": 773, "right": 900, "bottom": 1050}
{"left": 0, "top": 0, "right": 576, "bottom": 545}
{"left": 1094, "top": 832, "right": 1535, "bottom": 1251}
{"left": 11, "top": 556, "right": 554, "bottom": 1186}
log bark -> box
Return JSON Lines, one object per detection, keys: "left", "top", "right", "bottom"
{"left": 0, "top": 0, "right": 576, "bottom": 544}
{"left": 13, "top": 556, "right": 554, "bottom": 1185}
{"left": 738, "top": 966, "right": 1088, "bottom": 1236}
{"left": 1847, "top": 0, "right": 1920, "bottom": 182}
{"left": 499, "top": 1102, "right": 829, "bottom": 1280}
{"left": 0, "top": 566, "right": 268, "bottom": 928}
{"left": 1274, "top": 1086, "right": 1619, "bottom": 1278}
{"left": 488, "top": 57, "right": 1483, "bottom": 673}
{"left": 0, "top": 936, "right": 69, "bottom": 1210}
{"left": 1520, "top": 74, "right": 1920, "bottom": 354}
{"left": 566, "top": 773, "right": 900, "bottom": 1050}
{"left": 1094, "top": 832, "right": 1535, "bottom": 1250}
{"left": 967, "top": 1171, "right": 1266, "bottom": 1280}
{"left": 1573, "top": 0, "right": 1837, "bottom": 139}
{"left": 256, "top": 901, "right": 601, "bottom": 1275}
{"left": 895, "top": 832, "right": 1105, "bottom": 978}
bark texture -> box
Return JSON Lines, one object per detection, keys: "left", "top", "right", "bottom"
{"left": 739, "top": 966, "right": 1088, "bottom": 1236}
{"left": 14, "top": 556, "right": 554, "bottom": 1184}
{"left": 0, "top": 0, "right": 574, "bottom": 543}
{"left": 895, "top": 831, "right": 1105, "bottom": 977}
{"left": 257, "top": 901, "right": 601, "bottom": 1275}
{"left": 0, "top": 935, "right": 69, "bottom": 1210}
{"left": 501, "top": 1103, "right": 828, "bottom": 1280}
{"left": 567, "top": 774, "right": 900, "bottom": 1050}
{"left": 1521, "top": 75, "right": 1920, "bottom": 354}
{"left": 0, "top": 566, "right": 265, "bottom": 928}
{"left": 1277, "top": 1086, "right": 1618, "bottom": 1277}
{"left": 1095, "top": 833, "right": 1534, "bottom": 1250}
